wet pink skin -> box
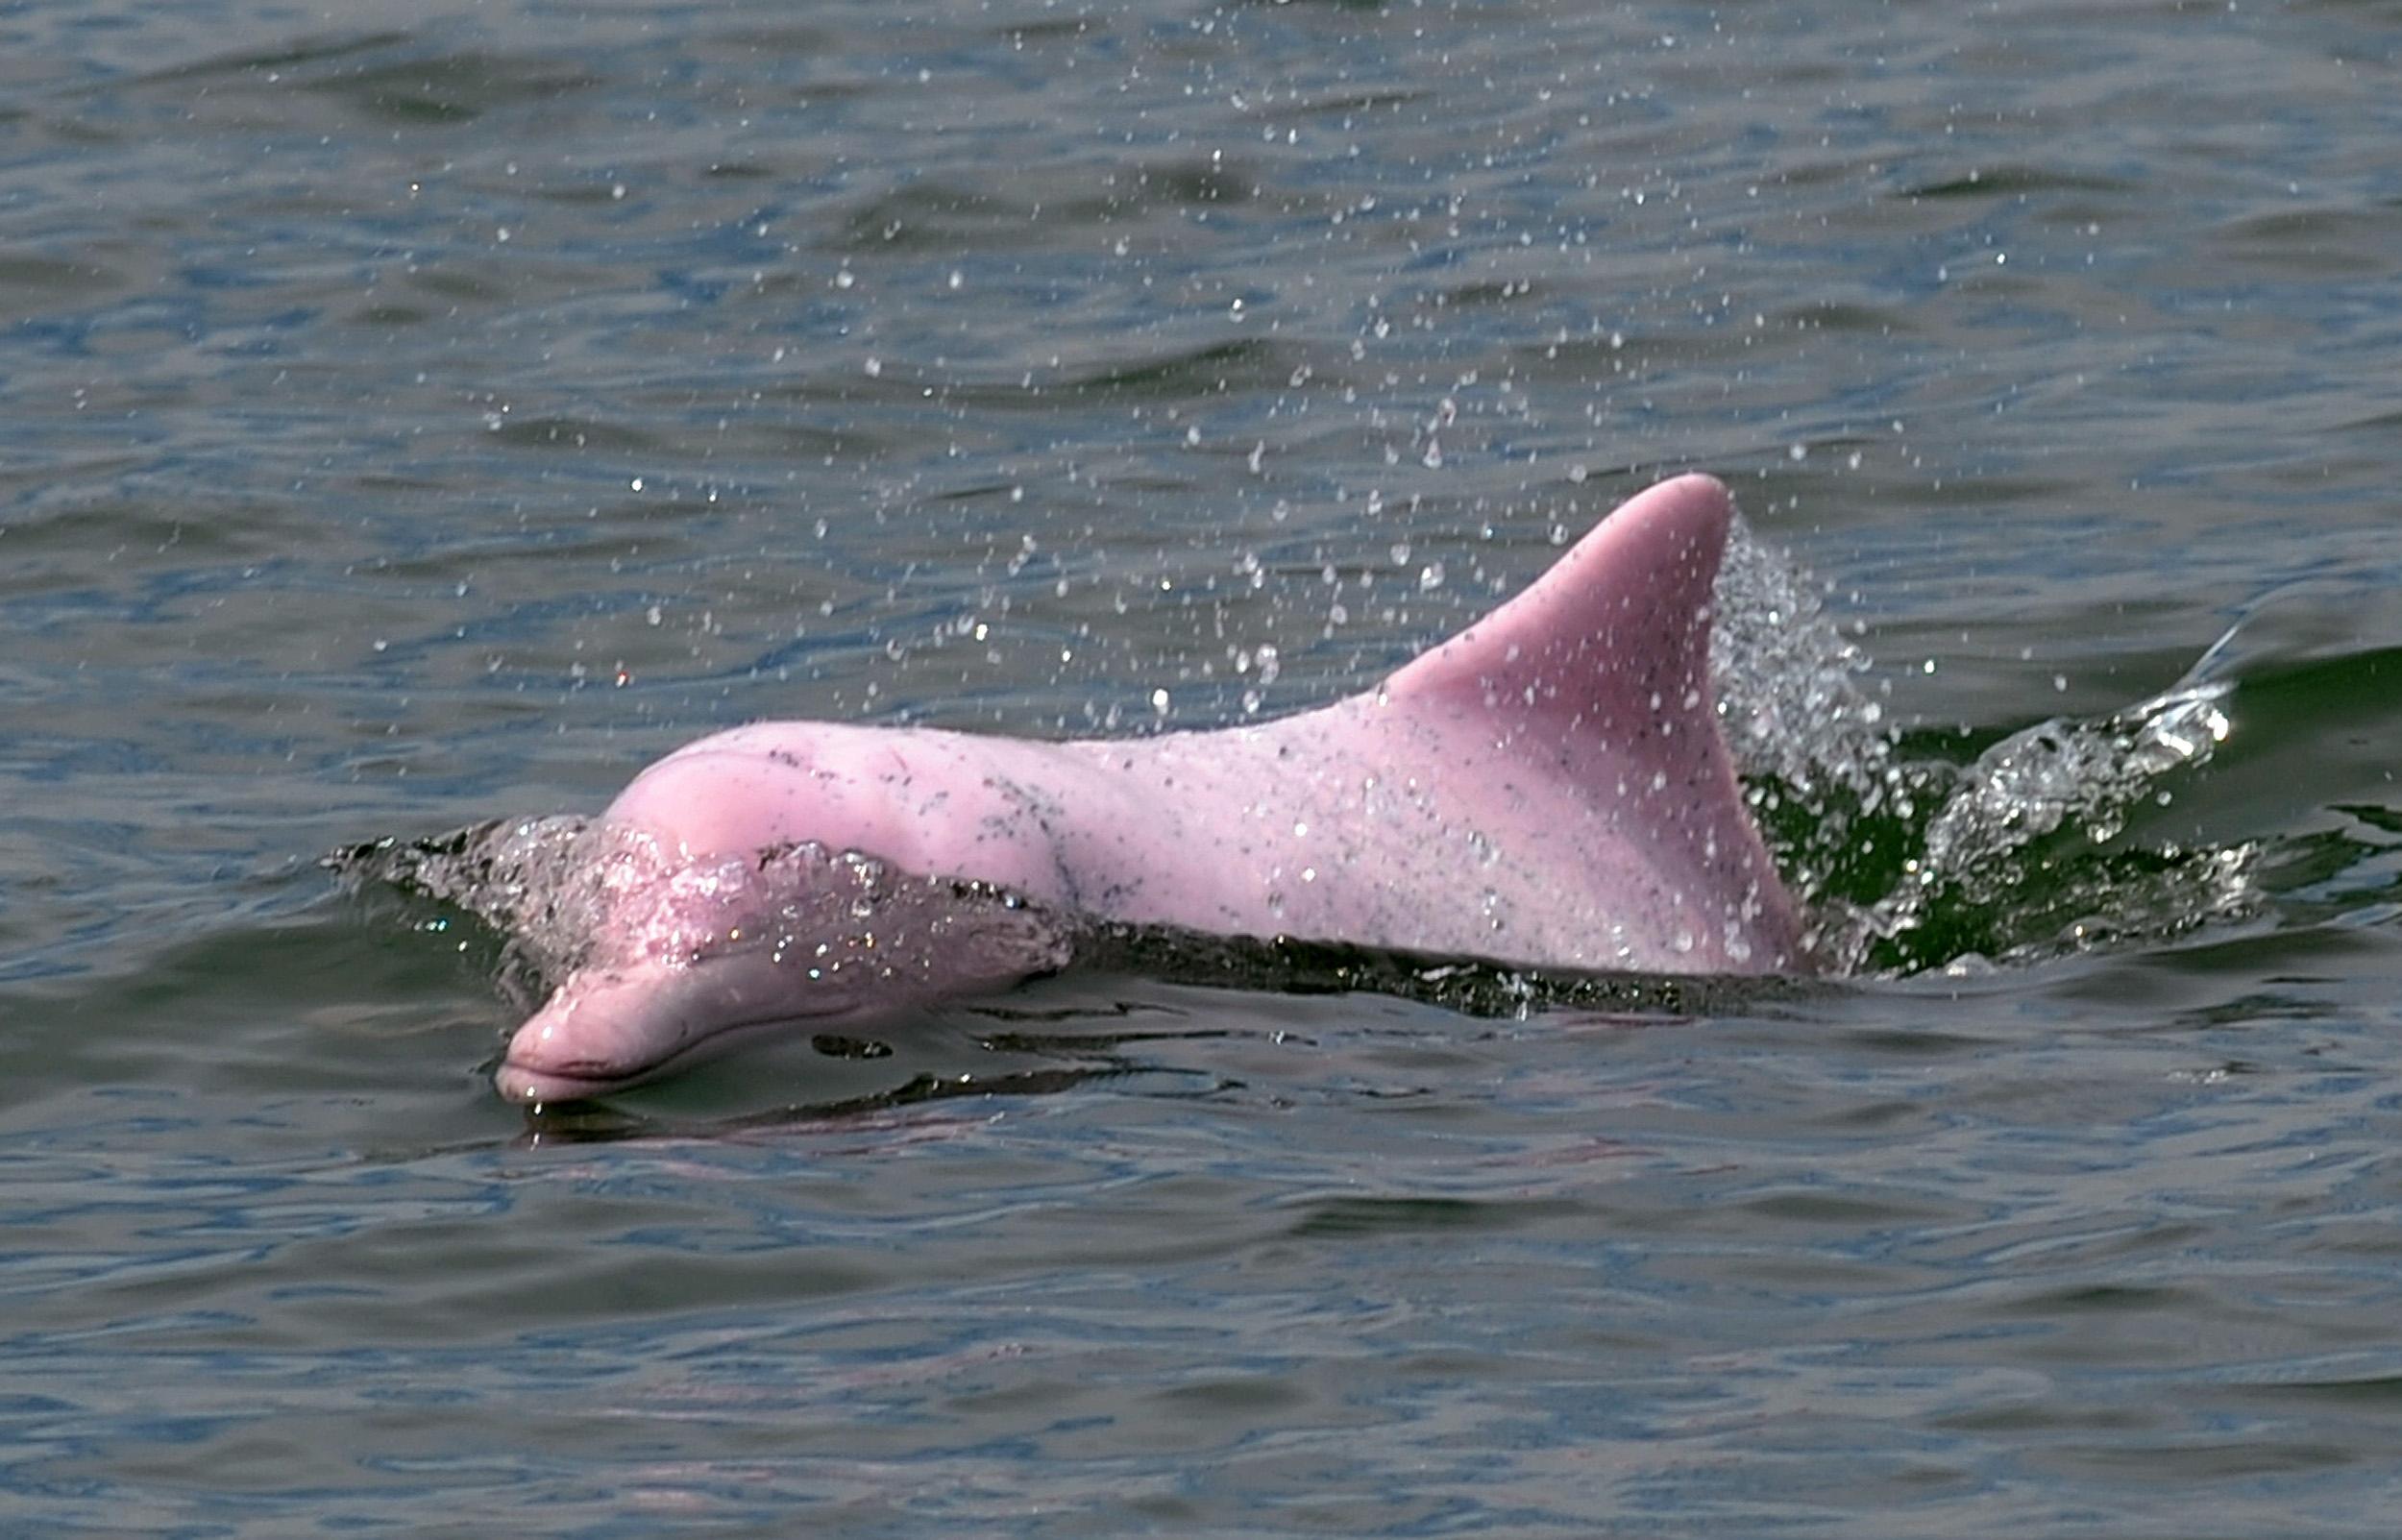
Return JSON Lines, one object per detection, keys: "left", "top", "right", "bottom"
{"left": 499, "top": 475, "right": 1806, "bottom": 1102}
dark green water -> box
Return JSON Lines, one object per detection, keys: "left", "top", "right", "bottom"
{"left": 6, "top": 1, "right": 2402, "bottom": 1534}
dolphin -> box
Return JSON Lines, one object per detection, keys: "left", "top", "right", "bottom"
{"left": 496, "top": 473, "right": 1807, "bottom": 1102}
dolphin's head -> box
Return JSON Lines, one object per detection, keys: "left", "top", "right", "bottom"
{"left": 493, "top": 842, "right": 1078, "bottom": 1104}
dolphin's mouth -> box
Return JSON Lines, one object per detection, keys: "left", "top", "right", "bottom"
{"left": 492, "top": 1048, "right": 685, "bottom": 1104}
{"left": 495, "top": 999, "right": 865, "bottom": 1105}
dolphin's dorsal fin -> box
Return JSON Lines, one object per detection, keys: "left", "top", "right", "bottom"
{"left": 1384, "top": 474, "right": 1733, "bottom": 770}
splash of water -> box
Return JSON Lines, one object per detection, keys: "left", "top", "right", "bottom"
{"left": 1708, "top": 523, "right": 2255, "bottom": 975}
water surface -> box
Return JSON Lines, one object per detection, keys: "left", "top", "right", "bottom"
{"left": 6, "top": 1, "right": 2402, "bottom": 1534}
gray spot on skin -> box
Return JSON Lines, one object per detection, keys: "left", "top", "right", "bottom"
{"left": 981, "top": 770, "right": 1086, "bottom": 909}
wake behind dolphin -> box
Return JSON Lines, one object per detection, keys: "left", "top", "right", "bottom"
{"left": 412, "top": 474, "right": 1802, "bottom": 1100}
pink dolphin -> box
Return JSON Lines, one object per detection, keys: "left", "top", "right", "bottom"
{"left": 497, "top": 473, "right": 1806, "bottom": 1102}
